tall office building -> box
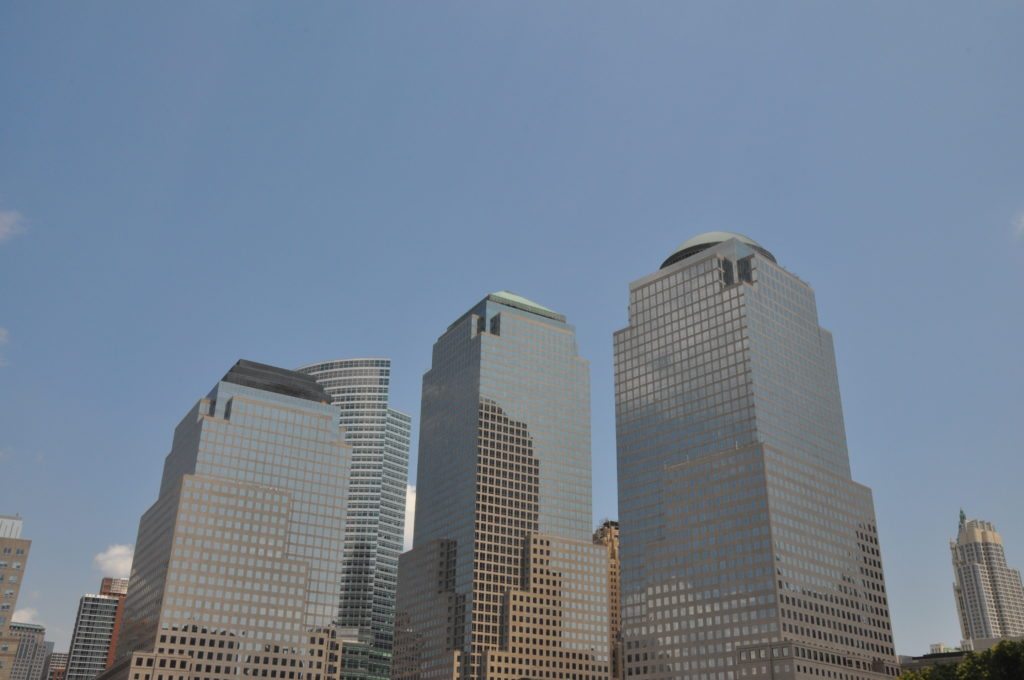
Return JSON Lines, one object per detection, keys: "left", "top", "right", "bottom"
{"left": 0, "top": 516, "right": 31, "bottom": 680}
{"left": 614, "top": 233, "right": 898, "bottom": 680}
{"left": 951, "top": 512, "right": 1024, "bottom": 643}
{"left": 65, "top": 578, "right": 129, "bottom": 680}
{"left": 98, "top": 360, "right": 351, "bottom": 680}
{"left": 394, "top": 292, "right": 610, "bottom": 680}
{"left": 594, "top": 521, "right": 623, "bottom": 680}
{"left": 8, "top": 623, "right": 48, "bottom": 680}
{"left": 295, "top": 359, "right": 413, "bottom": 680}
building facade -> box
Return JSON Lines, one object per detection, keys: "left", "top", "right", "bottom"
{"left": 0, "top": 516, "right": 31, "bottom": 680}
{"left": 65, "top": 578, "right": 129, "bottom": 680}
{"left": 394, "top": 292, "right": 609, "bottom": 680}
{"left": 614, "top": 233, "right": 898, "bottom": 680}
{"left": 295, "top": 359, "right": 413, "bottom": 680}
{"left": 951, "top": 512, "right": 1024, "bottom": 643}
{"left": 8, "top": 623, "right": 48, "bottom": 680}
{"left": 98, "top": 360, "right": 352, "bottom": 680}
{"left": 594, "top": 520, "right": 622, "bottom": 680}
{"left": 45, "top": 653, "right": 67, "bottom": 680}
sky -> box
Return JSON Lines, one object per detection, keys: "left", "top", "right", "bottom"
{"left": 1, "top": 1, "right": 1022, "bottom": 657}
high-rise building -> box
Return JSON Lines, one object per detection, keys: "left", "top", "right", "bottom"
{"left": 8, "top": 623, "right": 47, "bottom": 680}
{"left": 0, "top": 516, "right": 31, "bottom": 680}
{"left": 614, "top": 233, "right": 898, "bottom": 680}
{"left": 66, "top": 593, "right": 120, "bottom": 680}
{"left": 295, "top": 359, "right": 413, "bottom": 680}
{"left": 98, "top": 360, "right": 352, "bottom": 680}
{"left": 45, "top": 653, "right": 67, "bottom": 680}
{"left": 65, "top": 578, "right": 129, "bottom": 680}
{"left": 951, "top": 511, "right": 1024, "bottom": 643}
{"left": 393, "top": 291, "right": 610, "bottom": 680}
{"left": 594, "top": 520, "right": 623, "bottom": 680}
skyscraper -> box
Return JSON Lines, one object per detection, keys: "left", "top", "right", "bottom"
{"left": 8, "top": 623, "right": 48, "bottom": 680}
{"left": 614, "top": 233, "right": 898, "bottom": 680}
{"left": 393, "top": 291, "right": 610, "bottom": 680}
{"left": 44, "top": 653, "right": 67, "bottom": 680}
{"left": 99, "top": 360, "right": 351, "bottom": 680}
{"left": 951, "top": 512, "right": 1024, "bottom": 643}
{"left": 295, "top": 359, "right": 413, "bottom": 680}
{"left": 65, "top": 579, "right": 128, "bottom": 680}
{"left": 0, "top": 516, "right": 31, "bottom": 680}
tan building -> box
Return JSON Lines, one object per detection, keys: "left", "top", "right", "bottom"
{"left": 0, "top": 516, "right": 31, "bottom": 680}
{"left": 393, "top": 293, "right": 611, "bottom": 680}
{"left": 593, "top": 521, "right": 621, "bottom": 680}
{"left": 951, "top": 512, "right": 1024, "bottom": 643}
{"left": 96, "top": 361, "right": 353, "bottom": 680}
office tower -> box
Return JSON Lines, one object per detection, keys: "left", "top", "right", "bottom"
{"left": 951, "top": 511, "right": 1024, "bottom": 643}
{"left": 393, "top": 291, "right": 610, "bottom": 680}
{"left": 45, "top": 653, "right": 66, "bottom": 680}
{"left": 295, "top": 359, "right": 413, "bottom": 680}
{"left": 614, "top": 233, "right": 898, "bottom": 680}
{"left": 8, "top": 623, "right": 47, "bottom": 680}
{"left": 594, "top": 521, "right": 623, "bottom": 680}
{"left": 98, "top": 360, "right": 351, "bottom": 680}
{"left": 0, "top": 516, "right": 31, "bottom": 680}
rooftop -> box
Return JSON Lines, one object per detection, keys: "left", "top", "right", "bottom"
{"left": 660, "top": 231, "right": 776, "bottom": 269}
{"left": 487, "top": 291, "right": 566, "bottom": 322}
{"left": 221, "top": 360, "right": 332, "bottom": 404}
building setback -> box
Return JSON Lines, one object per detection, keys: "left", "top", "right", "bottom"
{"left": 614, "top": 233, "right": 898, "bottom": 680}
{"left": 296, "top": 358, "right": 412, "bottom": 680}
{"left": 0, "top": 516, "right": 31, "bottom": 680}
{"left": 97, "top": 360, "right": 352, "bottom": 680}
{"left": 393, "top": 292, "right": 610, "bottom": 680}
{"left": 951, "top": 512, "right": 1024, "bottom": 643}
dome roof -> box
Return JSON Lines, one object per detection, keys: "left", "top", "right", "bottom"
{"left": 660, "top": 231, "right": 775, "bottom": 269}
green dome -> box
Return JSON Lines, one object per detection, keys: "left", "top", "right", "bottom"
{"left": 661, "top": 231, "right": 775, "bottom": 269}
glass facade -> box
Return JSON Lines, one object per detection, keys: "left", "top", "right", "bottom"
{"left": 295, "top": 358, "right": 412, "bottom": 680}
{"left": 111, "top": 361, "right": 352, "bottom": 680}
{"left": 615, "top": 235, "right": 898, "bottom": 680}
{"left": 394, "top": 292, "right": 607, "bottom": 680}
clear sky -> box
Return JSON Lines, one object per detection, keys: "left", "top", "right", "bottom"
{"left": 1, "top": 1, "right": 1022, "bottom": 657}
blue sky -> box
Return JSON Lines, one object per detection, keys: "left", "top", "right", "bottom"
{"left": 1, "top": 1, "right": 1022, "bottom": 656}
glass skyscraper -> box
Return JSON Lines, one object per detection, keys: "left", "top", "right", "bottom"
{"left": 393, "top": 292, "right": 610, "bottom": 680}
{"left": 295, "top": 359, "right": 412, "bottom": 680}
{"left": 102, "top": 360, "right": 351, "bottom": 680}
{"left": 614, "top": 233, "right": 898, "bottom": 680}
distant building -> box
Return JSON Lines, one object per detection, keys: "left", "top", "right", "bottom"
{"left": 45, "top": 653, "right": 67, "bottom": 680}
{"left": 951, "top": 511, "right": 1024, "bottom": 642}
{"left": 296, "top": 358, "right": 412, "bottom": 680}
{"left": 394, "top": 292, "right": 610, "bottom": 680}
{"left": 594, "top": 520, "right": 622, "bottom": 680}
{"left": 96, "top": 360, "right": 352, "bottom": 680}
{"left": 0, "top": 516, "right": 31, "bottom": 680}
{"left": 8, "top": 623, "right": 47, "bottom": 680}
{"left": 97, "top": 580, "right": 127, "bottom": 668}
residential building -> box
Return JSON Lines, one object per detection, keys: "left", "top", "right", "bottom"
{"left": 66, "top": 593, "right": 120, "bottom": 680}
{"left": 0, "top": 516, "right": 31, "bottom": 680}
{"left": 295, "top": 359, "right": 413, "bottom": 680}
{"left": 98, "top": 580, "right": 128, "bottom": 669}
{"left": 8, "top": 623, "right": 47, "bottom": 680}
{"left": 96, "top": 360, "right": 352, "bottom": 680}
{"left": 393, "top": 291, "right": 610, "bottom": 680}
{"left": 45, "top": 653, "right": 67, "bottom": 680}
{"left": 614, "top": 233, "right": 898, "bottom": 679}
{"left": 594, "top": 520, "right": 622, "bottom": 680}
{"left": 951, "top": 512, "right": 1024, "bottom": 643}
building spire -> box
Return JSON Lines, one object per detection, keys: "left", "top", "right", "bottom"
{"left": 960, "top": 508, "right": 967, "bottom": 527}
